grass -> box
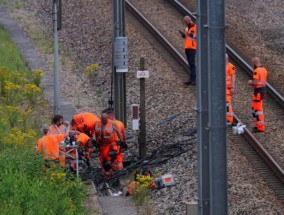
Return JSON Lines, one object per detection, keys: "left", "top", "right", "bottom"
{"left": 0, "top": 26, "right": 29, "bottom": 72}
{"left": 0, "top": 27, "right": 87, "bottom": 214}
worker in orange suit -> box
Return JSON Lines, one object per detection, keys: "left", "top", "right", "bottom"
{"left": 248, "top": 57, "right": 267, "bottom": 133}
{"left": 71, "top": 112, "right": 100, "bottom": 137}
{"left": 48, "top": 115, "right": 66, "bottom": 135}
{"left": 180, "top": 16, "right": 197, "bottom": 86}
{"left": 226, "top": 54, "right": 237, "bottom": 126}
{"left": 76, "top": 132, "right": 95, "bottom": 162}
{"left": 104, "top": 108, "right": 127, "bottom": 171}
{"left": 68, "top": 132, "right": 95, "bottom": 170}
{"left": 94, "top": 113, "right": 123, "bottom": 172}
{"left": 36, "top": 121, "right": 70, "bottom": 167}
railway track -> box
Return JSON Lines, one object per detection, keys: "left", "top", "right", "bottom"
{"left": 125, "top": 0, "right": 284, "bottom": 202}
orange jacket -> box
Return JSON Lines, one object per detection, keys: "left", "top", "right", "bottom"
{"left": 72, "top": 112, "right": 100, "bottom": 133}
{"left": 226, "top": 63, "right": 236, "bottom": 89}
{"left": 253, "top": 67, "right": 267, "bottom": 88}
{"left": 113, "top": 119, "right": 126, "bottom": 142}
{"left": 94, "top": 119, "right": 116, "bottom": 145}
{"left": 48, "top": 124, "right": 66, "bottom": 135}
{"left": 184, "top": 24, "right": 197, "bottom": 50}
{"left": 36, "top": 134, "right": 64, "bottom": 160}
{"left": 76, "top": 133, "right": 90, "bottom": 147}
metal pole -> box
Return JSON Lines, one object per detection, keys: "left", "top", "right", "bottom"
{"left": 113, "top": 0, "right": 127, "bottom": 126}
{"left": 196, "top": 0, "right": 210, "bottom": 214}
{"left": 139, "top": 57, "right": 146, "bottom": 157}
{"left": 52, "top": 0, "right": 60, "bottom": 115}
{"left": 207, "top": 0, "right": 227, "bottom": 214}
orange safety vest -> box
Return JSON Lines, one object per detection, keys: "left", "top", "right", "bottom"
{"left": 76, "top": 133, "right": 90, "bottom": 147}
{"left": 73, "top": 112, "right": 100, "bottom": 132}
{"left": 226, "top": 63, "right": 236, "bottom": 89}
{"left": 48, "top": 124, "right": 66, "bottom": 135}
{"left": 184, "top": 24, "right": 197, "bottom": 50}
{"left": 94, "top": 120, "right": 116, "bottom": 145}
{"left": 36, "top": 134, "right": 64, "bottom": 160}
{"left": 253, "top": 67, "right": 267, "bottom": 88}
{"left": 113, "top": 119, "right": 126, "bottom": 142}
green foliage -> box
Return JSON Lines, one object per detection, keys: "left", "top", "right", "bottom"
{"left": 132, "top": 175, "right": 153, "bottom": 206}
{"left": 0, "top": 28, "right": 87, "bottom": 214}
{"left": 132, "top": 184, "right": 151, "bottom": 206}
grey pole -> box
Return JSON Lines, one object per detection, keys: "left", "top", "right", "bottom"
{"left": 113, "top": 0, "right": 127, "bottom": 125}
{"left": 139, "top": 57, "right": 146, "bottom": 157}
{"left": 207, "top": 0, "right": 227, "bottom": 214}
{"left": 52, "top": 0, "right": 61, "bottom": 115}
{"left": 196, "top": 0, "right": 210, "bottom": 214}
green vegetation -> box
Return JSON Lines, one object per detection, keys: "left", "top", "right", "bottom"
{"left": 0, "top": 28, "right": 87, "bottom": 214}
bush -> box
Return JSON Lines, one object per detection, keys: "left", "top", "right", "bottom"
{"left": 0, "top": 27, "right": 87, "bottom": 214}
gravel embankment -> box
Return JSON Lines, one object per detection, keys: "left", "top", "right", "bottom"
{"left": 9, "top": 0, "right": 284, "bottom": 214}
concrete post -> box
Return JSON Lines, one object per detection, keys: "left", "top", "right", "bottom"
{"left": 113, "top": 0, "right": 127, "bottom": 126}
{"left": 52, "top": 0, "right": 61, "bottom": 115}
{"left": 207, "top": 0, "right": 228, "bottom": 214}
{"left": 196, "top": 0, "right": 210, "bottom": 214}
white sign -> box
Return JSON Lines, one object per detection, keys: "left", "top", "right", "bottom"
{"left": 136, "top": 70, "right": 149, "bottom": 79}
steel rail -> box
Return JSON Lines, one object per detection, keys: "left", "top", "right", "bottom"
{"left": 125, "top": 0, "right": 284, "bottom": 189}
{"left": 167, "top": 0, "right": 284, "bottom": 109}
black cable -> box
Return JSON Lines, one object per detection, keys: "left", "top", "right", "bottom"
{"left": 92, "top": 137, "right": 196, "bottom": 186}
{"left": 108, "top": 67, "right": 114, "bottom": 109}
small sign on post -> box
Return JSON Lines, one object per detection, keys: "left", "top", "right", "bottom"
{"left": 136, "top": 70, "right": 149, "bottom": 79}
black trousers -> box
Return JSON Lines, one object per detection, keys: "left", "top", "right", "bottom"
{"left": 185, "top": 49, "right": 196, "bottom": 80}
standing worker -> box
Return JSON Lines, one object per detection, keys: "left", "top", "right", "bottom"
{"left": 36, "top": 121, "right": 70, "bottom": 167}
{"left": 180, "top": 16, "right": 197, "bottom": 86}
{"left": 94, "top": 113, "right": 124, "bottom": 172}
{"left": 226, "top": 54, "right": 237, "bottom": 126}
{"left": 48, "top": 115, "right": 66, "bottom": 135}
{"left": 71, "top": 112, "right": 100, "bottom": 137}
{"left": 248, "top": 57, "right": 267, "bottom": 133}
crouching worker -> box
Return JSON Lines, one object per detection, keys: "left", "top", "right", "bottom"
{"left": 36, "top": 121, "right": 70, "bottom": 168}
{"left": 75, "top": 132, "right": 96, "bottom": 167}
{"left": 94, "top": 113, "right": 124, "bottom": 173}
{"left": 71, "top": 112, "right": 100, "bottom": 137}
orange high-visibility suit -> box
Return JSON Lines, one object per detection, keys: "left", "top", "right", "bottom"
{"left": 76, "top": 132, "right": 93, "bottom": 159}
{"left": 48, "top": 124, "right": 66, "bottom": 135}
{"left": 94, "top": 119, "right": 122, "bottom": 171}
{"left": 72, "top": 112, "right": 100, "bottom": 136}
{"left": 69, "top": 133, "right": 92, "bottom": 170}
{"left": 251, "top": 67, "right": 267, "bottom": 131}
{"left": 36, "top": 134, "right": 65, "bottom": 166}
{"left": 112, "top": 119, "right": 126, "bottom": 170}
{"left": 226, "top": 62, "right": 236, "bottom": 125}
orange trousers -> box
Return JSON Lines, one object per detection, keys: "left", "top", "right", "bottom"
{"left": 226, "top": 90, "right": 233, "bottom": 125}
{"left": 252, "top": 89, "right": 266, "bottom": 131}
{"left": 99, "top": 143, "right": 123, "bottom": 171}
{"left": 252, "top": 99, "right": 265, "bottom": 131}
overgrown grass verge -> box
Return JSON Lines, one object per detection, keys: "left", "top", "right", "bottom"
{"left": 0, "top": 27, "right": 87, "bottom": 214}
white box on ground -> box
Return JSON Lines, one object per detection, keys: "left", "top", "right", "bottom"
{"left": 137, "top": 70, "right": 149, "bottom": 79}
{"left": 161, "top": 174, "right": 175, "bottom": 186}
